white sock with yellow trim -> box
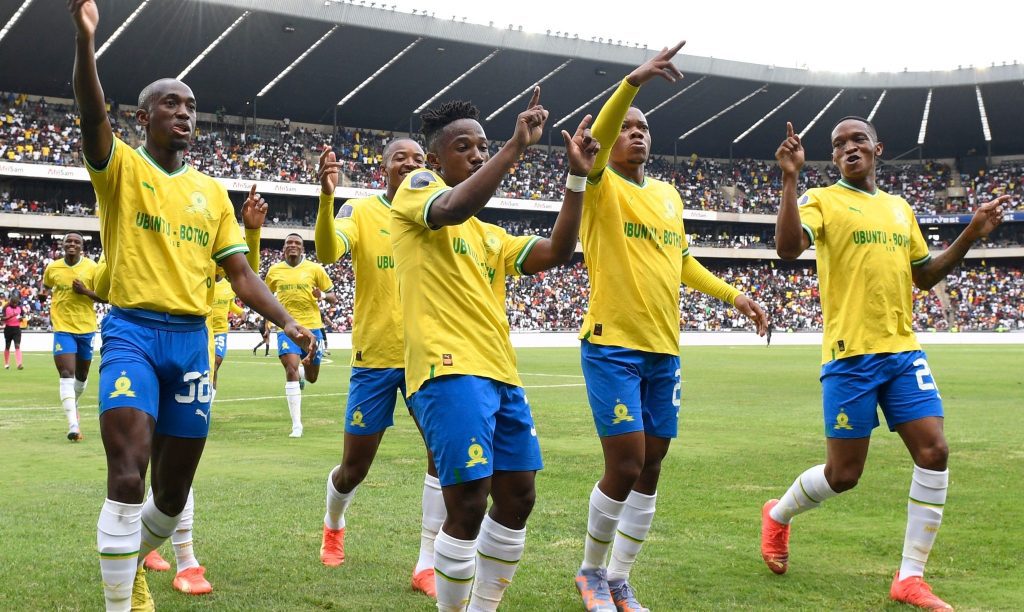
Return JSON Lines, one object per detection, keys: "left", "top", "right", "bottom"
{"left": 324, "top": 465, "right": 357, "bottom": 529}
{"left": 97, "top": 498, "right": 143, "bottom": 612}
{"left": 606, "top": 490, "right": 656, "bottom": 583}
{"left": 285, "top": 381, "right": 302, "bottom": 433}
{"left": 172, "top": 487, "right": 199, "bottom": 572}
{"left": 60, "top": 377, "right": 78, "bottom": 430}
{"left": 416, "top": 473, "right": 445, "bottom": 574}
{"left": 582, "top": 482, "right": 625, "bottom": 570}
{"left": 137, "top": 494, "right": 182, "bottom": 566}
{"left": 434, "top": 529, "right": 476, "bottom": 612}
{"left": 470, "top": 514, "right": 526, "bottom": 612}
{"left": 899, "top": 465, "right": 948, "bottom": 580}
{"left": 770, "top": 464, "right": 838, "bottom": 524}
{"left": 74, "top": 377, "right": 87, "bottom": 401}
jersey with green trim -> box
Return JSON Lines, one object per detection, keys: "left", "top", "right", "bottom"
{"left": 209, "top": 278, "right": 242, "bottom": 335}
{"left": 85, "top": 137, "right": 248, "bottom": 316}
{"left": 265, "top": 258, "right": 333, "bottom": 330}
{"left": 579, "top": 168, "right": 691, "bottom": 356}
{"left": 391, "top": 169, "right": 540, "bottom": 395}
{"left": 333, "top": 194, "right": 403, "bottom": 368}
{"left": 798, "top": 180, "right": 932, "bottom": 363}
{"left": 43, "top": 257, "right": 99, "bottom": 334}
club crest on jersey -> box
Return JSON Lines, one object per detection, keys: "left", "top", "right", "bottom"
{"left": 185, "top": 191, "right": 214, "bottom": 221}
{"left": 663, "top": 199, "right": 677, "bottom": 219}
{"left": 484, "top": 233, "right": 501, "bottom": 254}
{"left": 410, "top": 171, "right": 435, "bottom": 189}
{"left": 891, "top": 206, "right": 909, "bottom": 227}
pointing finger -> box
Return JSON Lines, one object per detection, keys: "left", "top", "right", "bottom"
{"left": 249, "top": 184, "right": 257, "bottom": 199}
{"left": 527, "top": 86, "right": 541, "bottom": 110}
{"left": 786, "top": 122, "right": 794, "bottom": 138}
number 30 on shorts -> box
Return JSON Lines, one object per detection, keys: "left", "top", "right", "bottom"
{"left": 912, "top": 358, "right": 940, "bottom": 396}
{"left": 672, "top": 368, "right": 682, "bottom": 408}
{"left": 175, "top": 370, "right": 213, "bottom": 404}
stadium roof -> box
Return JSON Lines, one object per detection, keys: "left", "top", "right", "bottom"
{"left": 3, "top": 0, "right": 1023, "bottom": 159}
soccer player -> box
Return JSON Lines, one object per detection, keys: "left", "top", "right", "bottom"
{"left": 314, "top": 139, "right": 444, "bottom": 596}
{"left": 573, "top": 45, "right": 768, "bottom": 612}
{"left": 391, "top": 90, "right": 600, "bottom": 612}
{"left": 208, "top": 271, "right": 243, "bottom": 389}
{"left": 69, "top": 2, "right": 315, "bottom": 611}
{"left": 43, "top": 232, "right": 104, "bottom": 441}
{"left": 265, "top": 233, "right": 337, "bottom": 437}
{"left": 3, "top": 290, "right": 25, "bottom": 370}
{"left": 251, "top": 319, "right": 271, "bottom": 356}
{"left": 762, "top": 117, "right": 1008, "bottom": 611}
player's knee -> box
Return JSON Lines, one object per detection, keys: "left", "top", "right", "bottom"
{"left": 107, "top": 471, "right": 146, "bottom": 503}
{"left": 825, "top": 467, "right": 861, "bottom": 493}
{"left": 305, "top": 370, "right": 319, "bottom": 383}
{"left": 338, "top": 460, "right": 370, "bottom": 489}
{"left": 915, "top": 440, "right": 949, "bottom": 471}
{"left": 609, "top": 454, "right": 645, "bottom": 486}
{"left": 152, "top": 488, "right": 189, "bottom": 516}
{"left": 445, "top": 491, "right": 489, "bottom": 533}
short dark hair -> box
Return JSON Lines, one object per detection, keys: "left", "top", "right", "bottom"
{"left": 64, "top": 232, "right": 84, "bottom": 241}
{"left": 833, "top": 115, "right": 877, "bottom": 140}
{"left": 285, "top": 233, "right": 303, "bottom": 241}
{"left": 420, "top": 101, "right": 480, "bottom": 152}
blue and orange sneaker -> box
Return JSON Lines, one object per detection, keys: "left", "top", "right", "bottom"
{"left": 609, "top": 580, "right": 649, "bottom": 612}
{"left": 575, "top": 567, "right": 616, "bottom": 612}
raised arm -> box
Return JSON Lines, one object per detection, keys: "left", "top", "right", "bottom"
{"left": 69, "top": 0, "right": 113, "bottom": 166}
{"left": 240, "top": 184, "right": 267, "bottom": 273}
{"left": 521, "top": 115, "right": 600, "bottom": 273}
{"left": 314, "top": 147, "right": 347, "bottom": 264}
{"left": 428, "top": 88, "right": 548, "bottom": 227}
{"left": 775, "top": 121, "right": 810, "bottom": 260}
{"left": 912, "top": 195, "right": 1009, "bottom": 290}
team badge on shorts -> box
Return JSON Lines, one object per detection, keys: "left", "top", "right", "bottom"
{"left": 109, "top": 372, "right": 137, "bottom": 398}
{"left": 465, "top": 441, "right": 488, "bottom": 468}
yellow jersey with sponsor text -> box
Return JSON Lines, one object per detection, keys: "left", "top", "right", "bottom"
{"left": 43, "top": 257, "right": 98, "bottom": 333}
{"left": 265, "top": 258, "right": 333, "bottom": 330}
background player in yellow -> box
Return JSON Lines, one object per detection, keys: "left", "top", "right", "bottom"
{"left": 573, "top": 44, "right": 768, "bottom": 612}
{"left": 762, "top": 117, "right": 1008, "bottom": 611}
{"left": 314, "top": 140, "right": 444, "bottom": 597}
{"left": 69, "top": 2, "right": 316, "bottom": 610}
{"left": 391, "top": 89, "right": 600, "bottom": 612}
{"left": 265, "top": 234, "right": 337, "bottom": 438}
{"left": 43, "top": 232, "right": 104, "bottom": 441}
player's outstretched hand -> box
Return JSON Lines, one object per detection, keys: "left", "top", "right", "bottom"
{"left": 776, "top": 122, "right": 804, "bottom": 175}
{"left": 286, "top": 322, "right": 317, "bottom": 357}
{"left": 242, "top": 184, "right": 268, "bottom": 229}
{"left": 317, "top": 145, "right": 342, "bottom": 195}
{"left": 563, "top": 114, "right": 600, "bottom": 177}
{"left": 967, "top": 194, "right": 1010, "bottom": 240}
{"left": 735, "top": 295, "right": 769, "bottom": 337}
{"left": 627, "top": 41, "right": 685, "bottom": 87}
{"left": 68, "top": 0, "right": 98, "bottom": 38}
{"left": 511, "top": 87, "right": 548, "bottom": 150}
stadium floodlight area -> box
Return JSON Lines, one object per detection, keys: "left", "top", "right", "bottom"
{"left": 678, "top": 85, "right": 765, "bottom": 141}
{"left": 412, "top": 49, "right": 501, "bottom": 115}
{"left": 645, "top": 76, "right": 707, "bottom": 117}
{"left": 337, "top": 37, "right": 422, "bottom": 108}
{"left": 177, "top": 11, "right": 251, "bottom": 81}
{"left": 0, "top": 0, "right": 33, "bottom": 46}
{"left": 733, "top": 87, "right": 804, "bottom": 144}
{"left": 866, "top": 89, "right": 886, "bottom": 122}
{"left": 485, "top": 59, "right": 573, "bottom": 122}
{"left": 95, "top": 1, "right": 150, "bottom": 59}
{"left": 551, "top": 81, "right": 619, "bottom": 129}
{"left": 917, "top": 88, "right": 933, "bottom": 145}
{"left": 257, "top": 25, "right": 339, "bottom": 98}
{"left": 798, "top": 89, "right": 845, "bottom": 139}
{"left": 975, "top": 86, "right": 992, "bottom": 142}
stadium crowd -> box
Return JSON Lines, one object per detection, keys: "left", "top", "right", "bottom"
{"left": 4, "top": 92, "right": 1023, "bottom": 216}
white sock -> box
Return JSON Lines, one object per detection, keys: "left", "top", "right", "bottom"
{"left": 97, "top": 498, "right": 143, "bottom": 612}
{"left": 172, "top": 487, "right": 199, "bottom": 572}
{"left": 285, "top": 381, "right": 302, "bottom": 430}
{"left": 470, "top": 515, "right": 526, "bottom": 612}
{"left": 59, "top": 377, "right": 78, "bottom": 429}
{"left": 138, "top": 494, "right": 182, "bottom": 566}
{"left": 582, "top": 483, "right": 625, "bottom": 570}
{"left": 770, "top": 464, "right": 839, "bottom": 525}
{"left": 74, "top": 377, "right": 87, "bottom": 401}
{"left": 416, "top": 474, "right": 446, "bottom": 574}
{"left": 324, "top": 466, "right": 357, "bottom": 530}
{"left": 606, "top": 490, "right": 656, "bottom": 583}
{"left": 899, "top": 465, "right": 948, "bottom": 580}
{"left": 434, "top": 529, "right": 476, "bottom": 612}
{"left": 298, "top": 364, "right": 306, "bottom": 380}
{"left": 210, "top": 388, "right": 217, "bottom": 404}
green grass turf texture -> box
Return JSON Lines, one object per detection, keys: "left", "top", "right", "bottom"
{"left": 1, "top": 344, "right": 1021, "bottom": 611}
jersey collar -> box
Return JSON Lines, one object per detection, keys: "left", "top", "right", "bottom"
{"left": 376, "top": 194, "right": 392, "bottom": 208}
{"left": 609, "top": 165, "right": 648, "bottom": 188}
{"left": 285, "top": 256, "right": 305, "bottom": 268}
{"left": 62, "top": 256, "right": 83, "bottom": 268}
{"left": 136, "top": 146, "right": 189, "bottom": 178}
{"left": 836, "top": 178, "right": 878, "bottom": 197}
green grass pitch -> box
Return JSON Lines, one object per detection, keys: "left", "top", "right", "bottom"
{"left": 1, "top": 344, "right": 1021, "bottom": 610}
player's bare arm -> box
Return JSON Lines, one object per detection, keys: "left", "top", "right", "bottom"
{"left": 71, "top": 278, "right": 106, "bottom": 303}
{"left": 912, "top": 195, "right": 1010, "bottom": 290}
{"left": 775, "top": 121, "right": 809, "bottom": 259}
{"left": 68, "top": 0, "right": 112, "bottom": 166}
{"left": 428, "top": 87, "right": 548, "bottom": 227}
{"left": 220, "top": 253, "right": 316, "bottom": 353}
{"left": 522, "top": 114, "right": 600, "bottom": 274}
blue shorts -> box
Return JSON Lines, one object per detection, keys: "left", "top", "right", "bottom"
{"left": 277, "top": 328, "right": 325, "bottom": 365}
{"left": 214, "top": 333, "right": 228, "bottom": 360}
{"left": 821, "top": 350, "right": 943, "bottom": 439}
{"left": 580, "top": 340, "right": 681, "bottom": 439}
{"left": 346, "top": 367, "right": 408, "bottom": 435}
{"left": 98, "top": 308, "right": 213, "bottom": 438}
{"left": 53, "top": 331, "right": 95, "bottom": 361}
{"left": 410, "top": 375, "right": 543, "bottom": 487}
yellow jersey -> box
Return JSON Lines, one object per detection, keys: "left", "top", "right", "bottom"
{"left": 798, "top": 180, "right": 932, "bottom": 363}
{"left": 317, "top": 193, "right": 403, "bottom": 368}
{"left": 209, "top": 278, "right": 243, "bottom": 335}
{"left": 391, "top": 169, "right": 540, "bottom": 395}
{"left": 265, "top": 258, "right": 333, "bottom": 330}
{"left": 43, "top": 257, "right": 99, "bottom": 334}
{"left": 85, "top": 137, "right": 248, "bottom": 316}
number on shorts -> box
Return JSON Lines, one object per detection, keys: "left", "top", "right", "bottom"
{"left": 174, "top": 370, "right": 213, "bottom": 404}
{"left": 912, "top": 358, "right": 937, "bottom": 392}
{"left": 215, "top": 335, "right": 226, "bottom": 350}
{"left": 672, "top": 368, "right": 682, "bottom": 408}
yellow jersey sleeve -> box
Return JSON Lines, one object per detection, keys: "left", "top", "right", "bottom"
{"left": 210, "top": 184, "right": 248, "bottom": 264}
{"left": 94, "top": 255, "right": 110, "bottom": 302}
{"left": 589, "top": 78, "right": 640, "bottom": 180}
{"left": 500, "top": 230, "right": 542, "bottom": 277}
{"left": 908, "top": 205, "right": 932, "bottom": 267}
{"left": 229, "top": 300, "right": 243, "bottom": 316}
{"left": 43, "top": 262, "right": 55, "bottom": 289}
{"left": 393, "top": 170, "right": 452, "bottom": 230}
{"left": 315, "top": 263, "right": 334, "bottom": 293}
{"left": 315, "top": 192, "right": 352, "bottom": 263}
{"left": 244, "top": 228, "right": 261, "bottom": 273}
{"left": 797, "top": 190, "right": 825, "bottom": 246}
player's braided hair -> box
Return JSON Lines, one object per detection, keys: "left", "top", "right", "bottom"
{"left": 420, "top": 100, "right": 479, "bottom": 152}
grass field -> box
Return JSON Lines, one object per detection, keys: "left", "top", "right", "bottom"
{"left": 1, "top": 345, "right": 1022, "bottom": 611}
